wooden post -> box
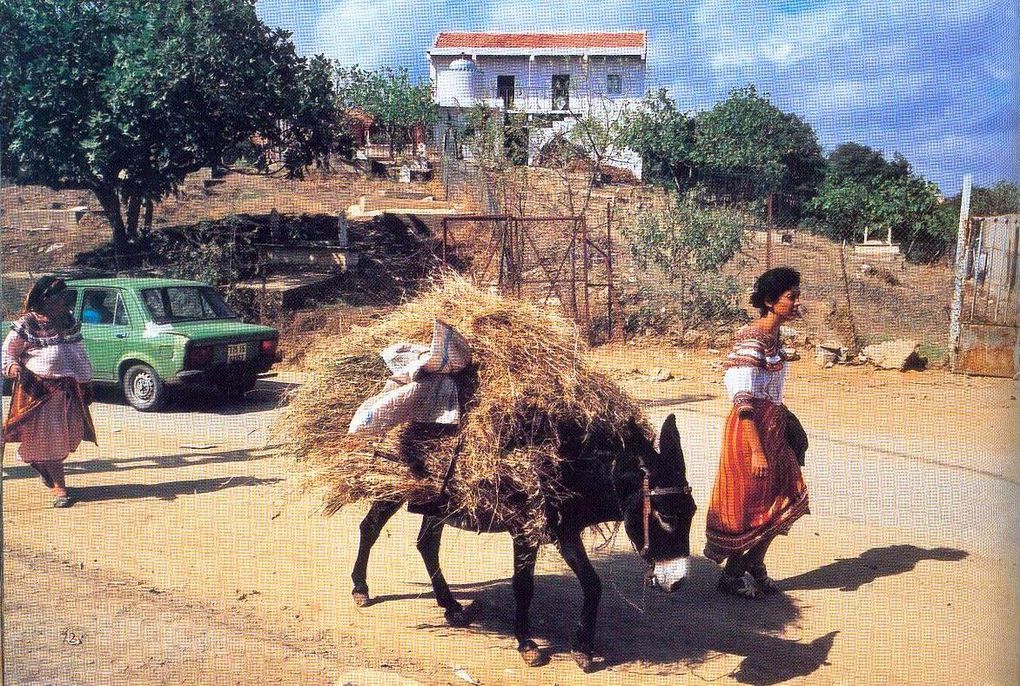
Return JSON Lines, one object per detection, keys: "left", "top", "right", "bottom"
{"left": 949, "top": 174, "right": 973, "bottom": 372}
{"left": 606, "top": 201, "right": 614, "bottom": 340}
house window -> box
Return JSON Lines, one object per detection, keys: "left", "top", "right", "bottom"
{"left": 551, "top": 74, "right": 570, "bottom": 111}
{"left": 607, "top": 74, "right": 622, "bottom": 96}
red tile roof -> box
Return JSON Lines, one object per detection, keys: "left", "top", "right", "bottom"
{"left": 433, "top": 32, "right": 646, "bottom": 50}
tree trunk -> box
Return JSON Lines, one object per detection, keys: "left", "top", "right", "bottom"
{"left": 125, "top": 193, "right": 142, "bottom": 240}
{"left": 94, "top": 186, "right": 129, "bottom": 257}
{"left": 143, "top": 198, "right": 154, "bottom": 236}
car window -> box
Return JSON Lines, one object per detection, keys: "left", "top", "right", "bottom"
{"left": 142, "top": 289, "right": 167, "bottom": 320}
{"left": 62, "top": 288, "right": 79, "bottom": 314}
{"left": 141, "top": 286, "right": 237, "bottom": 323}
{"left": 113, "top": 294, "right": 129, "bottom": 326}
{"left": 81, "top": 289, "right": 127, "bottom": 326}
{"left": 168, "top": 288, "right": 210, "bottom": 319}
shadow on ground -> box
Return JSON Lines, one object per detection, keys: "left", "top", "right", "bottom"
{"left": 780, "top": 544, "right": 969, "bottom": 592}
{"left": 68, "top": 475, "right": 280, "bottom": 503}
{"left": 88, "top": 377, "right": 298, "bottom": 416}
{"left": 362, "top": 555, "right": 829, "bottom": 684}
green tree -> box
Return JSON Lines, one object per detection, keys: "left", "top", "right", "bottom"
{"left": 622, "top": 89, "right": 697, "bottom": 193}
{"left": 335, "top": 65, "right": 436, "bottom": 154}
{"left": 693, "top": 85, "right": 824, "bottom": 207}
{"left": 0, "top": 0, "right": 329, "bottom": 255}
{"left": 276, "top": 54, "right": 355, "bottom": 173}
{"left": 825, "top": 142, "right": 903, "bottom": 184}
{"left": 623, "top": 190, "right": 746, "bottom": 328}
{"left": 805, "top": 146, "right": 945, "bottom": 259}
{"left": 943, "top": 181, "right": 1020, "bottom": 218}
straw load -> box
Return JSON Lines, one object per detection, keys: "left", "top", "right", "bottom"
{"left": 277, "top": 275, "right": 647, "bottom": 543}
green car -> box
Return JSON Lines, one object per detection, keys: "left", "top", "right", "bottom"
{"left": 3, "top": 278, "right": 279, "bottom": 411}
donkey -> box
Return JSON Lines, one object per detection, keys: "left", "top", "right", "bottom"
{"left": 350, "top": 413, "right": 697, "bottom": 671}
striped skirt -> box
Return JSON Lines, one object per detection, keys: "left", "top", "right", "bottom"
{"left": 704, "top": 399, "right": 809, "bottom": 562}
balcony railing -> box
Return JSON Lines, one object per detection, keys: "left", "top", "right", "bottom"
{"left": 439, "top": 85, "right": 640, "bottom": 115}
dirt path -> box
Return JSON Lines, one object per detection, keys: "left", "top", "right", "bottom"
{"left": 2, "top": 356, "right": 1018, "bottom": 685}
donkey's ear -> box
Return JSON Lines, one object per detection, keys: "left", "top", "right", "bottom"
{"left": 659, "top": 414, "right": 686, "bottom": 475}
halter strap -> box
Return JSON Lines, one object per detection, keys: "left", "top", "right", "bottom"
{"left": 639, "top": 475, "right": 692, "bottom": 558}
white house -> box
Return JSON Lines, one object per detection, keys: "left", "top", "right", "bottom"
{"left": 428, "top": 32, "right": 647, "bottom": 178}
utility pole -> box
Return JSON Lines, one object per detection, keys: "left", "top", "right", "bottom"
{"left": 948, "top": 174, "right": 973, "bottom": 372}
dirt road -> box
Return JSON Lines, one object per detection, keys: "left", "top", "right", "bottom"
{"left": 2, "top": 351, "right": 1017, "bottom": 685}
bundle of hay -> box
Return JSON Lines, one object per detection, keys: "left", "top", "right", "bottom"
{"left": 277, "top": 275, "right": 646, "bottom": 543}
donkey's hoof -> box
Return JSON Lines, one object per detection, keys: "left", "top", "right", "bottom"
{"left": 445, "top": 607, "right": 471, "bottom": 627}
{"left": 571, "top": 650, "right": 595, "bottom": 673}
{"left": 518, "top": 640, "right": 545, "bottom": 667}
{"left": 352, "top": 591, "right": 371, "bottom": 608}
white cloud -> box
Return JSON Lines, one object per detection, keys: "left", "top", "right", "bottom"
{"left": 313, "top": 0, "right": 439, "bottom": 68}
{"left": 253, "top": 0, "right": 1015, "bottom": 190}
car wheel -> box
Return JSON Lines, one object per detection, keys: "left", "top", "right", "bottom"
{"left": 123, "top": 363, "right": 166, "bottom": 411}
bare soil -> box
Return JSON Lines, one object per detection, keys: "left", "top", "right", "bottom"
{"left": 2, "top": 173, "right": 1015, "bottom": 684}
{"left": 2, "top": 353, "right": 1017, "bottom": 685}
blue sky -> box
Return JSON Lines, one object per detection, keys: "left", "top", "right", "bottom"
{"left": 256, "top": 0, "right": 1018, "bottom": 194}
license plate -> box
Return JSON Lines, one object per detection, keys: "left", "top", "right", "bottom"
{"left": 227, "top": 343, "right": 247, "bottom": 362}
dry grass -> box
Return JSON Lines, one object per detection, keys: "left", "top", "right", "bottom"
{"left": 275, "top": 274, "right": 647, "bottom": 543}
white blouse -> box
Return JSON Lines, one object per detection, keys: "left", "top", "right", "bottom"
{"left": 2, "top": 315, "right": 93, "bottom": 383}
{"left": 722, "top": 325, "right": 789, "bottom": 413}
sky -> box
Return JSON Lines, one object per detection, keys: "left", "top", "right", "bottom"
{"left": 255, "top": 0, "right": 1019, "bottom": 194}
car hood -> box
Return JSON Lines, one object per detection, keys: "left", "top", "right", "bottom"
{"left": 150, "top": 319, "right": 277, "bottom": 344}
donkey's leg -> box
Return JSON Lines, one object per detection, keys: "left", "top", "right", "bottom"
{"left": 416, "top": 515, "right": 469, "bottom": 626}
{"left": 510, "top": 534, "right": 543, "bottom": 666}
{"left": 558, "top": 528, "right": 601, "bottom": 672}
{"left": 351, "top": 499, "right": 403, "bottom": 607}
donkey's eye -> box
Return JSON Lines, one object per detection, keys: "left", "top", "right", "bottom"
{"left": 652, "top": 511, "right": 677, "bottom": 533}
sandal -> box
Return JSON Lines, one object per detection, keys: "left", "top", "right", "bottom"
{"left": 747, "top": 564, "right": 781, "bottom": 595}
{"left": 717, "top": 571, "right": 762, "bottom": 599}
{"left": 52, "top": 495, "right": 73, "bottom": 509}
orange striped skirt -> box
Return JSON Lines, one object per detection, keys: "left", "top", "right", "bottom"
{"left": 704, "top": 399, "right": 809, "bottom": 562}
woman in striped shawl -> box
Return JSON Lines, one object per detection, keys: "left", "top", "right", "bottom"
{"left": 3, "top": 276, "right": 95, "bottom": 508}
{"left": 705, "top": 267, "right": 809, "bottom": 598}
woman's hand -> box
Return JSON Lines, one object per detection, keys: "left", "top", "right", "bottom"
{"left": 5, "top": 363, "right": 22, "bottom": 380}
{"left": 750, "top": 448, "right": 769, "bottom": 478}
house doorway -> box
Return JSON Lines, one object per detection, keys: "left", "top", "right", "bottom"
{"left": 497, "top": 75, "right": 515, "bottom": 109}
{"left": 552, "top": 74, "right": 570, "bottom": 110}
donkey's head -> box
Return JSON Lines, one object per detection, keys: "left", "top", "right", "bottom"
{"left": 618, "top": 414, "right": 696, "bottom": 592}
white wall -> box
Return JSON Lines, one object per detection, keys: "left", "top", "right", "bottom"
{"left": 430, "top": 53, "right": 645, "bottom": 114}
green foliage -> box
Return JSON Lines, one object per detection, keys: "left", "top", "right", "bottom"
{"left": 626, "top": 190, "right": 746, "bottom": 277}
{"left": 621, "top": 89, "right": 697, "bottom": 193}
{"left": 825, "top": 142, "right": 909, "bottom": 184}
{"left": 0, "top": 0, "right": 331, "bottom": 253}
{"left": 623, "top": 191, "right": 745, "bottom": 330}
{"left": 693, "top": 85, "right": 824, "bottom": 205}
{"left": 804, "top": 143, "right": 946, "bottom": 259}
{"left": 943, "top": 181, "right": 1020, "bottom": 218}
{"left": 461, "top": 104, "right": 515, "bottom": 170}
{"left": 335, "top": 65, "right": 435, "bottom": 152}
{"left": 278, "top": 54, "right": 355, "bottom": 172}
{"left": 149, "top": 216, "right": 261, "bottom": 287}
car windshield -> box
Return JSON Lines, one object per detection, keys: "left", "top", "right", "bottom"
{"left": 141, "top": 286, "right": 238, "bottom": 324}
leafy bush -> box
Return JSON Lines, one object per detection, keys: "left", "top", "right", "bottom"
{"left": 623, "top": 190, "right": 746, "bottom": 334}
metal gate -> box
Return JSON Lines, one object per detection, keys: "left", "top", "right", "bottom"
{"left": 439, "top": 213, "right": 616, "bottom": 338}
{"left": 951, "top": 213, "right": 1019, "bottom": 377}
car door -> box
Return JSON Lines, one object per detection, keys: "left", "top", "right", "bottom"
{"left": 80, "top": 288, "right": 132, "bottom": 382}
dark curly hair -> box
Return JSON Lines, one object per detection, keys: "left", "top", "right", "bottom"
{"left": 24, "top": 275, "right": 68, "bottom": 314}
{"left": 749, "top": 267, "right": 800, "bottom": 317}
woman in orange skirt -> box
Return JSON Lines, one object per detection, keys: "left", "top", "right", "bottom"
{"left": 705, "top": 267, "right": 809, "bottom": 598}
{"left": 3, "top": 276, "right": 95, "bottom": 508}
